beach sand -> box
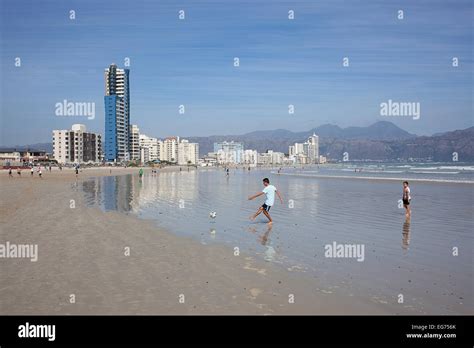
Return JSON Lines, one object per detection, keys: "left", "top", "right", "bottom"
{"left": 0, "top": 167, "right": 391, "bottom": 314}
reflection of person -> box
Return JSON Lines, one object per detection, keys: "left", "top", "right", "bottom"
{"left": 248, "top": 178, "right": 283, "bottom": 224}
{"left": 259, "top": 223, "right": 273, "bottom": 245}
{"left": 402, "top": 218, "right": 411, "bottom": 250}
{"left": 402, "top": 181, "right": 411, "bottom": 218}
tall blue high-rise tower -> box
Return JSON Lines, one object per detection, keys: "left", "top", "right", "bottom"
{"left": 104, "top": 64, "right": 130, "bottom": 162}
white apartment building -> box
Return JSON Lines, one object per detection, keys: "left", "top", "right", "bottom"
{"left": 270, "top": 150, "right": 284, "bottom": 165}
{"left": 140, "top": 147, "right": 150, "bottom": 163}
{"left": 257, "top": 153, "right": 272, "bottom": 165}
{"left": 306, "top": 133, "right": 319, "bottom": 164}
{"left": 139, "top": 134, "right": 160, "bottom": 162}
{"left": 289, "top": 134, "right": 319, "bottom": 164}
{"left": 178, "top": 139, "right": 199, "bottom": 165}
{"left": 213, "top": 141, "right": 244, "bottom": 164}
{"left": 216, "top": 149, "right": 238, "bottom": 165}
{"left": 52, "top": 124, "right": 102, "bottom": 164}
{"left": 242, "top": 150, "right": 258, "bottom": 166}
{"left": 129, "top": 125, "right": 140, "bottom": 161}
{"left": 257, "top": 150, "right": 284, "bottom": 165}
{"left": 162, "top": 136, "right": 179, "bottom": 163}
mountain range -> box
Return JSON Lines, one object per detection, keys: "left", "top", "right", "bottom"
{"left": 187, "top": 121, "right": 474, "bottom": 162}
{"left": 6, "top": 121, "right": 474, "bottom": 162}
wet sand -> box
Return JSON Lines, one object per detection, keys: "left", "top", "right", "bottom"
{"left": 0, "top": 167, "right": 394, "bottom": 315}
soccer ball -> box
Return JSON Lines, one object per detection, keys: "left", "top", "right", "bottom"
{"left": 209, "top": 211, "right": 217, "bottom": 219}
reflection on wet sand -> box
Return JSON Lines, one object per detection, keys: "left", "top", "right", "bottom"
{"left": 82, "top": 171, "right": 198, "bottom": 213}
{"left": 259, "top": 223, "right": 273, "bottom": 246}
{"left": 402, "top": 218, "right": 411, "bottom": 250}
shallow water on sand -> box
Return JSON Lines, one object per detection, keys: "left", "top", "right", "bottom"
{"left": 82, "top": 168, "right": 473, "bottom": 314}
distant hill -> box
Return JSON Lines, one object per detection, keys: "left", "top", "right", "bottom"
{"left": 187, "top": 121, "right": 416, "bottom": 155}
{"left": 3, "top": 143, "right": 53, "bottom": 153}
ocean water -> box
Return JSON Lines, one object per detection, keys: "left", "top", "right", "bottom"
{"left": 81, "top": 163, "right": 473, "bottom": 314}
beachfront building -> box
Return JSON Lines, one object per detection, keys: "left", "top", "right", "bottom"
{"left": 200, "top": 152, "right": 218, "bottom": 167}
{"left": 140, "top": 147, "right": 150, "bottom": 163}
{"left": 178, "top": 139, "right": 199, "bottom": 165}
{"left": 0, "top": 149, "right": 22, "bottom": 166}
{"left": 257, "top": 152, "right": 272, "bottom": 166}
{"left": 139, "top": 134, "right": 160, "bottom": 162}
{"left": 242, "top": 149, "right": 258, "bottom": 166}
{"left": 104, "top": 63, "right": 130, "bottom": 162}
{"left": 289, "top": 134, "right": 319, "bottom": 164}
{"left": 213, "top": 141, "right": 244, "bottom": 164}
{"left": 289, "top": 143, "right": 305, "bottom": 157}
{"left": 129, "top": 125, "right": 140, "bottom": 161}
{"left": 257, "top": 150, "right": 285, "bottom": 166}
{"left": 270, "top": 150, "right": 285, "bottom": 165}
{"left": 161, "top": 136, "right": 179, "bottom": 163}
{"left": 306, "top": 133, "right": 319, "bottom": 164}
{"left": 52, "top": 124, "right": 102, "bottom": 164}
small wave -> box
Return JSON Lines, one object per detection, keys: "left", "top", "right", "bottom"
{"left": 439, "top": 166, "right": 474, "bottom": 171}
{"left": 276, "top": 172, "right": 474, "bottom": 184}
{"left": 412, "top": 171, "right": 459, "bottom": 175}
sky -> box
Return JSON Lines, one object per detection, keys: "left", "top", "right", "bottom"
{"left": 0, "top": 0, "right": 472, "bottom": 146}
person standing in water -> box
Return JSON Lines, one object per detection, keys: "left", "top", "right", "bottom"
{"left": 248, "top": 178, "right": 283, "bottom": 224}
{"left": 8, "top": 167, "right": 13, "bottom": 177}
{"left": 402, "top": 181, "right": 411, "bottom": 218}
{"left": 139, "top": 168, "right": 144, "bottom": 178}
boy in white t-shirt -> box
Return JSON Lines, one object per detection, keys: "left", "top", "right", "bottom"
{"left": 248, "top": 178, "right": 283, "bottom": 224}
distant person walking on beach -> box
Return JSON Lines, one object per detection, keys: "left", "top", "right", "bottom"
{"left": 17, "top": 168, "right": 21, "bottom": 177}
{"left": 402, "top": 181, "right": 411, "bottom": 218}
{"left": 8, "top": 168, "right": 13, "bottom": 177}
{"left": 75, "top": 167, "right": 79, "bottom": 177}
{"left": 39, "top": 168, "right": 42, "bottom": 178}
{"left": 139, "top": 168, "right": 144, "bottom": 178}
{"left": 30, "top": 167, "right": 34, "bottom": 176}
{"left": 248, "top": 178, "right": 283, "bottom": 224}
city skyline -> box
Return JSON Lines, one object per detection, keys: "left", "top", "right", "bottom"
{"left": 1, "top": 0, "right": 472, "bottom": 147}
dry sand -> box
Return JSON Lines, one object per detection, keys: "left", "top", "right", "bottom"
{"left": 0, "top": 167, "right": 391, "bottom": 314}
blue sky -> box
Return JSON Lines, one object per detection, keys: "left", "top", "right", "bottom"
{"left": 0, "top": 0, "right": 472, "bottom": 145}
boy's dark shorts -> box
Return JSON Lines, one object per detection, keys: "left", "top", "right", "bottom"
{"left": 261, "top": 203, "right": 271, "bottom": 212}
{"left": 403, "top": 199, "right": 410, "bottom": 206}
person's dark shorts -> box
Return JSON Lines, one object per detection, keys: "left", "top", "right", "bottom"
{"left": 262, "top": 203, "right": 272, "bottom": 212}
{"left": 403, "top": 199, "right": 410, "bottom": 206}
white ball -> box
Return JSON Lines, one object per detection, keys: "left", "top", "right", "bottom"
{"left": 209, "top": 211, "right": 217, "bottom": 219}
